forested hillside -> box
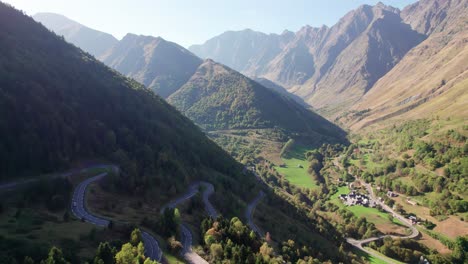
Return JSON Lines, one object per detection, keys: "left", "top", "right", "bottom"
{"left": 168, "top": 60, "right": 346, "bottom": 160}
{"left": 0, "top": 2, "right": 252, "bottom": 200}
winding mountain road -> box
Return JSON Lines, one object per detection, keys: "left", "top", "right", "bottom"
{"left": 333, "top": 157, "right": 419, "bottom": 263}
{"left": 161, "top": 181, "right": 219, "bottom": 264}
{"left": 70, "top": 168, "right": 163, "bottom": 262}
{"left": 245, "top": 191, "right": 265, "bottom": 237}
{"left": 0, "top": 163, "right": 118, "bottom": 192}
{"left": 3, "top": 165, "right": 268, "bottom": 264}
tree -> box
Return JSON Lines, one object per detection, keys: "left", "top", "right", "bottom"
{"left": 210, "top": 243, "right": 223, "bottom": 260}
{"left": 23, "top": 256, "right": 34, "bottom": 264}
{"left": 115, "top": 242, "right": 147, "bottom": 264}
{"left": 452, "top": 236, "right": 467, "bottom": 263}
{"left": 130, "top": 228, "right": 142, "bottom": 246}
{"left": 94, "top": 242, "right": 116, "bottom": 264}
{"left": 43, "top": 246, "right": 68, "bottom": 264}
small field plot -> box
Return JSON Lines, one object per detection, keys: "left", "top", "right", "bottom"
{"left": 274, "top": 144, "right": 318, "bottom": 189}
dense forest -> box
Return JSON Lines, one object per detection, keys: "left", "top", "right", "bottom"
{"left": 168, "top": 60, "right": 347, "bottom": 144}
{"left": 0, "top": 2, "right": 259, "bottom": 203}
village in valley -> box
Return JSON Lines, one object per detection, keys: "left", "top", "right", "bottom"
{"left": 339, "top": 190, "right": 375, "bottom": 207}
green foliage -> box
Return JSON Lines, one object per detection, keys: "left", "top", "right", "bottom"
{"left": 201, "top": 215, "right": 340, "bottom": 263}
{"left": 0, "top": 3, "right": 258, "bottom": 214}
{"left": 141, "top": 208, "right": 180, "bottom": 238}
{"left": 130, "top": 229, "right": 142, "bottom": 246}
{"left": 43, "top": 246, "right": 68, "bottom": 264}
{"left": 280, "top": 139, "right": 295, "bottom": 158}
{"left": 346, "top": 119, "right": 467, "bottom": 216}
{"left": 168, "top": 61, "right": 347, "bottom": 144}
{"left": 94, "top": 242, "right": 117, "bottom": 264}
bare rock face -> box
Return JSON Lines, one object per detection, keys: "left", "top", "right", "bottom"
{"left": 345, "top": 0, "right": 468, "bottom": 130}
{"left": 189, "top": 3, "right": 427, "bottom": 117}
{"left": 189, "top": 29, "right": 294, "bottom": 77}
{"left": 300, "top": 4, "right": 426, "bottom": 114}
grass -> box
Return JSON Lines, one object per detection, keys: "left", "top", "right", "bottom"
{"left": 347, "top": 206, "right": 391, "bottom": 224}
{"left": 353, "top": 248, "right": 388, "bottom": 264}
{"left": 330, "top": 186, "right": 350, "bottom": 209}
{"left": 274, "top": 144, "right": 318, "bottom": 189}
{"left": 363, "top": 247, "right": 406, "bottom": 264}
{"left": 329, "top": 186, "right": 407, "bottom": 233}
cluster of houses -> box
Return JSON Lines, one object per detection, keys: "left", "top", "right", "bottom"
{"left": 339, "top": 191, "right": 376, "bottom": 207}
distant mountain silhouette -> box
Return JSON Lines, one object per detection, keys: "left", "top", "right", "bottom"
{"left": 33, "top": 12, "right": 118, "bottom": 58}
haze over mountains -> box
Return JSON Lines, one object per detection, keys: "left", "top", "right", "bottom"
{"left": 32, "top": 12, "right": 346, "bottom": 147}
{"left": 99, "top": 34, "right": 203, "bottom": 98}
{"left": 31, "top": 0, "right": 467, "bottom": 133}
{"left": 347, "top": 0, "right": 468, "bottom": 129}
{"left": 190, "top": 3, "right": 427, "bottom": 114}
{"left": 190, "top": 0, "right": 467, "bottom": 128}
{"left": 33, "top": 12, "right": 118, "bottom": 58}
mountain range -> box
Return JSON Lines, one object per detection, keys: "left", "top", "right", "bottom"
{"left": 31, "top": 0, "right": 467, "bottom": 135}
{"left": 32, "top": 12, "right": 346, "bottom": 147}
{"left": 347, "top": 0, "right": 468, "bottom": 129}
{"left": 189, "top": 0, "right": 467, "bottom": 129}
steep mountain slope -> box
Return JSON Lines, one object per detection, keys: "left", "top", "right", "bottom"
{"left": 189, "top": 29, "right": 294, "bottom": 77}
{"left": 191, "top": 3, "right": 426, "bottom": 117}
{"left": 0, "top": 2, "right": 252, "bottom": 198}
{"left": 167, "top": 59, "right": 346, "bottom": 144}
{"left": 401, "top": 0, "right": 454, "bottom": 35}
{"left": 33, "top": 12, "right": 118, "bottom": 58}
{"left": 345, "top": 0, "right": 468, "bottom": 130}
{"left": 277, "top": 4, "right": 425, "bottom": 115}
{"left": 100, "top": 34, "right": 202, "bottom": 98}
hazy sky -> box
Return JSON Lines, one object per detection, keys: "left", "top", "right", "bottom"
{"left": 4, "top": 0, "right": 417, "bottom": 47}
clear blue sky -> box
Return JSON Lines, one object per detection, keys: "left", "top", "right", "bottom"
{"left": 4, "top": 0, "right": 417, "bottom": 47}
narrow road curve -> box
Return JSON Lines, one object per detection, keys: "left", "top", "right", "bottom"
{"left": 0, "top": 163, "right": 117, "bottom": 192}
{"left": 70, "top": 167, "right": 163, "bottom": 262}
{"left": 160, "top": 181, "right": 218, "bottom": 264}
{"left": 245, "top": 191, "right": 265, "bottom": 237}
{"left": 333, "top": 157, "right": 419, "bottom": 263}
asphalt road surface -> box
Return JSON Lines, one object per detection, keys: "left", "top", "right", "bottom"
{"left": 181, "top": 224, "right": 209, "bottom": 264}
{"left": 70, "top": 168, "right": 163, "bottom": 262}
{"left": 71, "top": 173, "right": 110, "bottom": 227}
{"left": 161, "top": 181, "right": 218, "bottom": 218}
{"left": 160, "top": 181, "right": 218, "bottom": 264}
{"left": 0, "top": 163, "right": 118, "bottom": 192}
{"left": 333, "top": 155, "right": 419, "bottom": 263}
{"left": 245, "top": 191, "right": 265, "bottom": 237}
